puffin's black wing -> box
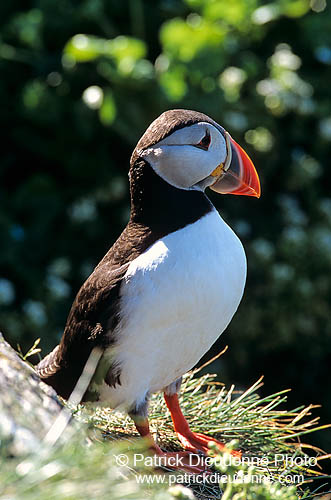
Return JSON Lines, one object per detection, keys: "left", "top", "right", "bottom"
{"left": 36, "top": 262, "right": 130, "bottom": 399}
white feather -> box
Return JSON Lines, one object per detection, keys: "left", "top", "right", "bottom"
{"left": 98, "top": 209, "right": 246, "bottom": 411}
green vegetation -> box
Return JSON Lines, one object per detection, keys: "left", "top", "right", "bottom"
{"left": 1, "top": 0, "right": 330, "bottom": 490}
{"left": 1, "top": 367, "right": 330, "bottom": 499}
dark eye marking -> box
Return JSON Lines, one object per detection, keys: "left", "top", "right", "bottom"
{"left": 195, "top": 131, "right": 211, "bottom": 151}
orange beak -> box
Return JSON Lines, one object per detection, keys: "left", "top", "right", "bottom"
{"left": 210, "top": 134, "right": 261, "bottom": 198}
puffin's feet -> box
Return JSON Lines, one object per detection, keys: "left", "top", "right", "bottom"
{"left": 176, "top": 430, "right": 241, "bottom": 458}
{"left": 163, "top": 393, "right": 241, "bottom": 459}
{"left": 133, "top": 419, "right": 211, "bottom": 474}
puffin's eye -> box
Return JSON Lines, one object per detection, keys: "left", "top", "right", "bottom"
{"left": 195, "top": 131, "right": 211, "bottom": 151}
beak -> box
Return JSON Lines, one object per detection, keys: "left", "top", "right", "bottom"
{"left": 210, "top": 133, "right": 261, "bottom": 198}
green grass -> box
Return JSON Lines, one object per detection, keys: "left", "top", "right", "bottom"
{"left": 72, "top": 367, "right": 330, "bottom": 499}
{"left": 1, "top": 362, "right": 330, "bottom": 500}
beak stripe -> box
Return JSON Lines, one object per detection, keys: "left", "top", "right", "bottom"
{"left": 210, "top": 132, "right": 233, "bottom": 178}
{"left": 223, "top": 132, "right": 232, "bottom": 171}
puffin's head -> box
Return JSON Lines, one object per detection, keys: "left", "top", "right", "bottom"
{"left": 131, "top": 109, "right": 260, "bottom": 198}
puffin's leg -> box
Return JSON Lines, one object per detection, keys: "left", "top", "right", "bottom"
{"left": 129, "top": 397, "right": 209, "bottom": 473}
{"left": 164, "top": 380, "right": 240, "bottom": 457}
{"left": 129, "top": 398, "right": 161, "bottom": 452}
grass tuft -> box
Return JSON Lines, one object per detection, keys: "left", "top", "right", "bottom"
{"left": 1, "top": 341, "right": 330, "bottom": 500}
{"left": 70, "top": 370, "right": 330, "bottom": 499}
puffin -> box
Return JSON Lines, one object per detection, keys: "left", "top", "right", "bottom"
{"left": 37, "top": 109, "right": 260, "bottom": 469}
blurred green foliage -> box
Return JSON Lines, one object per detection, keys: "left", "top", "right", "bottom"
{"left": 0, "top": 0, "right": 330, "bottom": 454}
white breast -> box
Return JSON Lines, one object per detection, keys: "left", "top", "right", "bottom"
{"left": 98, "top": 209, "right": 246, "bottom": 411}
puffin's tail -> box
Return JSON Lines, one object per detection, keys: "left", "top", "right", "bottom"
{"left": 36, "top": 345, "right": 60, "bottom": 379}
{"left": 36, "top": 345, "right": 93, "bottom": 400}
{"left": 35, "top": 345, "right": 71, "bottom": 398}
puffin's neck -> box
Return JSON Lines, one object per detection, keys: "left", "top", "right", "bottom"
{"left": 95, "top": 160, "right": 214, "bottom": 270}
{"left": 129, "top": 159, "right": 213, "bottom": 234}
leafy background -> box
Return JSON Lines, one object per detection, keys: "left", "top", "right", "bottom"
{"left": 0, "top": 0, "right": 330, "bottom": 461}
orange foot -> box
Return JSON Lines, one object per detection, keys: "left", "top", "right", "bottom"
{"left": 176, "top": 429, "right": 241, "bottom": 457}
{"left": 134, "top": 419, "right": 211, "bottom": 474}
{"left": 164, "top": 393, "right": 241, "bottom": 458}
